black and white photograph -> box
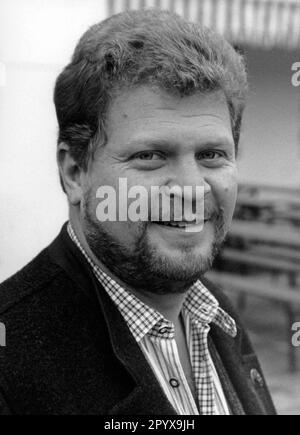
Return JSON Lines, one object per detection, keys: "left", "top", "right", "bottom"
{"left": 0, "top": 0, "right": 300, "bottom": 417}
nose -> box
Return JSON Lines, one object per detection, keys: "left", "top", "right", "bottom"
{"left": 166, "top": 159, "right": 211, "bottom": 203}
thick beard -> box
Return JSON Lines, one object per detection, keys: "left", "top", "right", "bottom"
{"left": 82, "top": 193, "right": 226, "bottom": 295}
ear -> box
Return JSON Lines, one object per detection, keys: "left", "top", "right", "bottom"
{"left": 57, "top": 143, "right": 84, "bottom": 206}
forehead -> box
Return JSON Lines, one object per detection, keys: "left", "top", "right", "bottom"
{"left": 105, "top": 86, "right": 233, "bottom": 148}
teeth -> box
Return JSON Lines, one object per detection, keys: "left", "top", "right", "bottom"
{"left": 170, "top": 222, "right": 183, "bottom": 227}
{"left": 155, "top": 220, "right": 204, "bottom": 233}
{"left": 161, "top": 221, "right": 195, "bottom": 228}
{"left": 176, "top": 222, "right": 188, "bottom": 228}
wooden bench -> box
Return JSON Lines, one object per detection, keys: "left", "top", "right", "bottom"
{"left": 206, "top": 271, "right": 300, "bottom": 371}
{"left": 220, "top": 248, "right": 299, "bottom": 286}
{"left": 230, "top": 220, "right": 300, "bottom": 248}
{"left": 248, "top": 245, "right": 300, "bottom": 263}
{"left": 222, "top": 248, "right": 300, "bottom": 273}
{"left": 220, "top": 185, "right": 300, "bottom": 371}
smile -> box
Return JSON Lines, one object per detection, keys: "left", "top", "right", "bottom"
{"left": 152, "top": 220, "right": 208, "bottom": 233}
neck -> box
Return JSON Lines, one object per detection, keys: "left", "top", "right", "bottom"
{"left": 128, "top": 286, "right": 187, "bottom": 325}
{"left": 69, "top": 210, "right": 190, "bottom": 324}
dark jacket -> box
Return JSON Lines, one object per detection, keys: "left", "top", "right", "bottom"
{"left": 0, "top": 224, "right": 276, "bottom": 415}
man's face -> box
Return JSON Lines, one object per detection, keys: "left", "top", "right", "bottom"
{"left": 80, "top": 86, "right": 238, "bottom": 293}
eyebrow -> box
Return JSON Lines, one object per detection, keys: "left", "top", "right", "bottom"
{"left": 124, "top": 137, "right": 234, "bottom": 152}
{"left": 125, "top": 138, "right": 175, "bottom": 151}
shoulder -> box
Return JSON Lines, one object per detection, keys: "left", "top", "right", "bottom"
{"left": 0, "top": 247, "right": 66, "bottom": 317}
{"left": 0, "top": 239, "right": 101, "bottom": 338}
{"left": 0, "top": 246, "right": 85, "bottom": 358}
{"left": 0, "top": 239, "right": 113, "bottom": 414}
{"left": 0, "top": 233, "right": 107, "bottom": 358}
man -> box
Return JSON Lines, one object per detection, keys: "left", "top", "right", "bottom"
{"left": 0, "top": 9, "right": 276, "bottom": 415}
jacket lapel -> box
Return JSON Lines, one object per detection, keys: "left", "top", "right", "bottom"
{"left": 202, "top": 276, "right": 276, "bottom": 415}
{"left": 49, "top": 224, "right": 176, "bottom": 415}
{"left": 98, "top": 290, "right": 177, "bottom": 415}
{"left": 210, "top": 323, "right": 267, "bottom": 415}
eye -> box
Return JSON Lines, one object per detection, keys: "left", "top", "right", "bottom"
{"left": 134, "top": 151, "right": 163, "bottom": 161}
{"left": 198, "top": 150, "right": 224, "bottom": 160}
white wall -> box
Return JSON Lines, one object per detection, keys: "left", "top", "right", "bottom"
{"left": 238, "top": 48, "right": 300, "bottom": 187}
{"left": 0, "top": 0, "right": 107, "bottom": 64}
{"left": 0, "top": 0, "right": 107, "bottom": 281}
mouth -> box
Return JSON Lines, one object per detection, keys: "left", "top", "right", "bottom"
{"left": 152, "top": 219, "right": 208, "bottom": 231}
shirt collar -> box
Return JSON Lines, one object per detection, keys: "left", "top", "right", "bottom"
{"left": 67, "top": 223, "right": 237, "bottom": 342}
{"left": 183, "top": 281, "right": 237, "bottom": 338}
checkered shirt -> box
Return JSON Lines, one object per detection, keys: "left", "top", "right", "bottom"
{"left": 68, "top": 223, "right": 237, "bottom": 415}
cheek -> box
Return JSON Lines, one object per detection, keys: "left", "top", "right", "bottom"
{"left": 208, "top": 168, "right": 238, "bottom": 219}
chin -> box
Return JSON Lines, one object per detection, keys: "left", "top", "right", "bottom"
{"left": 143, "top": 224, "right": 217, "bottom": 277}
{"left": 155, "top": 233, "right": 215, "bottom": 260}
{"left": 150, "top": 256, "right": 212, "bottom": 282}
{"left": 144, "top": 242, "right": 215, "bottom": 282}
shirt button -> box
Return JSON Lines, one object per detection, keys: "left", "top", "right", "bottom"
{"left": 200, "top": 306, "right": 210, "bottom": 315}
{"left": 250, "top": 369, "right": 264, "bottom": 388}
{"left": 159, "top": 327, "right": 168, "bottom": 335}
{"left": 169, "top": 378, "right": 180, "bottom": 388}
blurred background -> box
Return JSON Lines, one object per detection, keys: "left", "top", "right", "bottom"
{"left": 1, "top": 0, "right": 300, "bottom": 414}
